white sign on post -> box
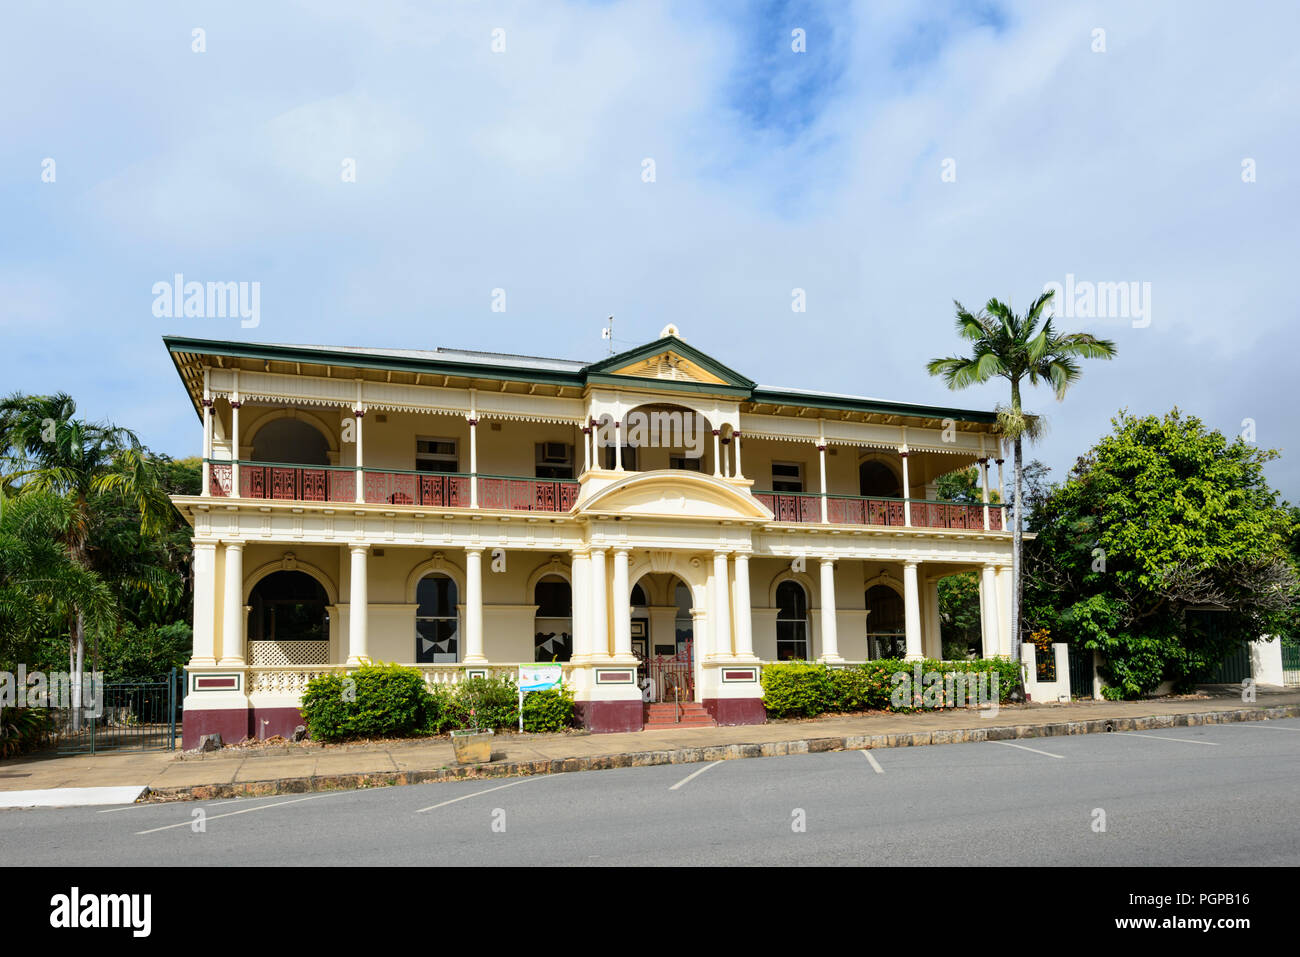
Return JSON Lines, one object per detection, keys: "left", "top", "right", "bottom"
{"left": 518, "top": 664, "right": 564, "bottom": 731}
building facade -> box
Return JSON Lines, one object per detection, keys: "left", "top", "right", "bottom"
{"left": 167, "top": 326, "right": 1014, "bottom": 747}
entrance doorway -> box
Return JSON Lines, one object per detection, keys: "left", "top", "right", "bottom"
{"left": 631, "top": 574, "right": 695, "bottom": 703}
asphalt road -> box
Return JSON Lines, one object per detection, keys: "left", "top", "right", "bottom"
{"left": 4, "top": 719, "right": 1299, "bottom": 866}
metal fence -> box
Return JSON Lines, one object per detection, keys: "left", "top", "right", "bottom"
{"left": 1067, "top": 645, "right": 1095, "bottom": 699}
{"left": 55, "top": 669, "right": 180, "bottom": 755}
{"left": 1283, "top": 644, "right": 1300, "bottom": 687}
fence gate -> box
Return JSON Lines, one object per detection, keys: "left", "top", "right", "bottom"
{"left": 1067, "top": 645, "right": 1094, "bottom": 699}
{"left": 55, "top": 669, "right": 179, "bottom": 755}
{"left": 1205, "top": 643, "right": 1251, "bottom": 684}
{"left": 1284, "top": 644, "right": 1300, "bottom": 687}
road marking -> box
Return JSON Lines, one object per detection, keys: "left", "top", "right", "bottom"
{"left": 416, "top": 778, "right": 532, "bottom": 813}
{"left": 1228, "top": 723, "right": 1300, "bottom": 732}
{"left": 862, "top": 751, "right": 885, "bottom": 774}
{"left": 993, "top": 741, "right": 1064, "bottom": 759}
{"left": 669, "top": 761, "right": 723, "bottom": 791}
{"left": 1114, "top": 732, "right": 1219, "bottom": 746}
{"left": 135, "top": 793, "right": 338, "bottom": 834}
{"left": 101, "top": 797, "right": 244, "bottom": 814}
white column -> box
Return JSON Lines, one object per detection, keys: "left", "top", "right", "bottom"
{"left": 900, "top": 450, "right": 911, "bottom": 527}
{"left": 980, "top": 563, "right": 998, "bottom": 659}
{"left": 995, "top": 564, "right": 1011, "bottom": 657}
{"left": 819, "top": 558, "right": 841, "bottom": 662}
{"left": 733, "top": 430, "right": 744, "bottom": 480}
{"left": 996, "top": 457, "right": 1006, "bottom": 502}
{"left": 711, "top": 550, "right": 732, "bottom": 658}
{"left": 581, "top": 426, "right": 591, "bottom": 474}
{"left": 732, "top": 553, "right": 755, "bottom": 659}
{"left": 817, "top": 444, "right": 829, "bottom": 523}
{"left": 229, "top": 400, "right": 241, "bottom": 497}
{"left": 201, "top": 367, "right": 213, "bottom": 496}
{"left": 468, "top": 416, "right": 479, "bottom": 507}
{"left": 353, "top": 408, "right": 365, "bottom": 503}
{"left": 903, "top": 561, "right": 922, "bottom": 660}
{"left": 589, "top": 547, "right": 608, "bottom": 657}
{"left": 347, "top": 544, "right": 369, "bottom": 664}
{"left": 614, "top": 421, "right": 623, "bottom": 471}
{"left": 612, "top": 547, "right": 632, "bottom": 659}
{"left": 722, "top": 437, "right": 732, "bottom": 478}
{"left": 570, "top": 550, "right": 591, "bottom": 660}
{"left": 712, "top": 429, "right": 721, "bottom": 477}
{"left": 980, "top": 457, "right": 991, "bottom": 530}
{"left": 220, "top": 541, "right": 245, "bottom": 664}
{"left": 191, "top": 540, "right": 218, "bottom": 665}
{"left": 463, "top": 547, "right": 485, "bottom": 663}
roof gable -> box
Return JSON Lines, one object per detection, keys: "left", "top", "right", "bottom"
{"left": 584, "top": 335, "right": 756, "bottom": 390}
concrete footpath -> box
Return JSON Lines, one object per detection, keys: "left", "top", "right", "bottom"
{"left": 2, "top": 686, "right": 1297, "bottom": 805}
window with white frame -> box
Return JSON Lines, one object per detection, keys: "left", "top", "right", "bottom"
{"left": 416, "top": 438, "right": 459, "bottom": 473}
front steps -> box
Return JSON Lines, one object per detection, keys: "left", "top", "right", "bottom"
{"left": 644, "top": 702, "right": 716, "bottom": 730}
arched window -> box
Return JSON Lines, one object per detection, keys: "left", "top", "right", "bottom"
{"left": 248, "top": 571, "right": 328, "bottom": 642}
{"left": 252, "top": 418, "right": 330, "bottom": 466}
{"left": 866, "top": 584, "right": 905, "bottom": 659}
{"left": 534, "top": 575, "right": 572, "bottom": 662}
{"left": 416, "top": 574, "right": 459, "bottom": 663}
{"left": 630, "top": 583, "right": 647, "bottom": 608}
{"left": 859, "top": 460, "right": 902, "bottom": 498}
{"left": 775, "top": 580, "right": 809, "bottom": 661}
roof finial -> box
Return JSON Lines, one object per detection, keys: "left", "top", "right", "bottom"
{"left": 602, "top": 316, "right": 614, "bottom": 355}
{"left": 660, "top": 323, "right": 680, "bottom": 339}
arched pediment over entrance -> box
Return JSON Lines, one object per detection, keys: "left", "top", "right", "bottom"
{"left": 574, "top": 470, "right": 773, "bottom": 522}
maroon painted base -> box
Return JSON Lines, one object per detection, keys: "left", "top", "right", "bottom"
{"left": 576, "top": 699, "right": 644, "bottom": 733}
{"left": 181, "top": 706, "right": 305, "bottom": 750}
{"left": 701, "top": 697, "right": 767, "bottom": 726}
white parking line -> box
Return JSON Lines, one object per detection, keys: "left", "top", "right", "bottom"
{"left": 416, "top": 778, "right": 532, "bottom": 813}
{"left": 1113, "top": 732, "right": 1219, "bottom": 746}
{"left": 993, "top": 741, "right": 1064, "bottom": 759}
{"left": 862, "top": 751, "right": 885, "bottom": 774}
{"left": 101, "top": 797, "right": 244, "bottom": 814}
{"left": 669, "top": 761, "right": 723, "bottom": 791}
{"left": 136, "top": 792, "right": 342, "bottom": 834}
{"left": 1228, "top": 722, "right": 1300, "bottom": 732}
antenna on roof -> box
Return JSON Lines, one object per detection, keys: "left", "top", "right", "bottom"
{"left": 601, "top": 316, "right": 614, "bottom": 355}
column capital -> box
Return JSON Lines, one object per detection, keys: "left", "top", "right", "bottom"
{"left": 712, "top": 548, "right": 733, "bottom": 559}
{"left": 611, "top": 544, "right": 633, "bottom": 554}
{"left": 903, "top": 559, "right": 919, "bottom": 569}
{"left": 353, "top": 408, "right": 366, "bottom": 418}
{"left": 466, "top": 417, "right": 478, "bottom": 426}
{"left": 898, "top": 448, "right": 909, "bottom": 458}
{"left": 221, "top": 539, "right": 245, "bottom": 550}
{"left": 228, "top": 400, "right": 241, "bottom": 409}
{"left": 463, "top": 545, "right": 484, "bottom": 556}
{"left": 349, "top": 543, "right": 371, "bottom": 554}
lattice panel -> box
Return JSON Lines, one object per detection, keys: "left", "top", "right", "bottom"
{"left": 248, "top": 640, "right": 330, "bottom": 667}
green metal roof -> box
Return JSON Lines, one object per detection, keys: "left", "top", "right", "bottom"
{"left": 164, "top": 334, "right": 1000, "bottom": 425}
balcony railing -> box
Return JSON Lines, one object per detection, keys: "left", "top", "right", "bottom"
{"left": 753, "top": 490, "right": 1006, "bottom": 531}
{"left": 206, "top": 461, "right": 577, "bottom": 513}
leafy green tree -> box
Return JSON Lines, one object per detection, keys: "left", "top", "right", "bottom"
{"left": 928, "top": 292, "right": 1118, "bottom": 660}
{"left": 0, "top": 394, "right": 174, "bottom": 715}
{"left": 1023, "top": 409, "right": 1296, "bottom": 697}
{"left": 0, "top": 491, "right": 114, "bottom": 674}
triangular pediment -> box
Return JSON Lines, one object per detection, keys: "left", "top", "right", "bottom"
{"left": 585, "top": 335, "right": 756, "bottom": 391}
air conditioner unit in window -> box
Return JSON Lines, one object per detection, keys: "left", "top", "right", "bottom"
{"left": 541, "top": 443, "right": 570, "bottom": 464}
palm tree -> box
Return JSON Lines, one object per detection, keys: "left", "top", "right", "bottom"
{"left": 927, "top": 292, "right": 1117, "bottom": 663}
{"left": 0, "top": 393, "right": 173, "bottom": 723}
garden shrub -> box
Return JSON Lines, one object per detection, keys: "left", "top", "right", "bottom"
{"left": 763, "top": 657, "right": 1021, "bottom": 719}
{"left": 0, "top": 706, "right": 51, "bottom": 758}
{"left": 301, "top": 662, "right": 442, "bottom": 742}
{"left": 521, "top": 686, "right": 576, "bottom": 733}
{"left": 449, "top": 675, "right": 520, "bottom": 731}
{"left": 761, "top": 662, "right": 833, "bottom": 717}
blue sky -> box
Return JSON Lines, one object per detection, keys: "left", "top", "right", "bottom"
{"left": 2, "top": 0, "right": 1297, "bottom": 497}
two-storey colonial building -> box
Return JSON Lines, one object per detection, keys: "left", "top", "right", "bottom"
{"left": 166, "top": 326, "right": 1014, "bottom": 747}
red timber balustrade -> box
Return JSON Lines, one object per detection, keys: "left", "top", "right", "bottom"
{"left": 206, "top": 462, "right": 578, "bottom": 512}
{"left": 752, "top": 491, "right": 1006, "bottom": 531}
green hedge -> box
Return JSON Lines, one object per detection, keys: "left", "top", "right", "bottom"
{"left": 301, "top": 663, "right": 443, "bottom": 742}
{"left": 301, "top": 666, "right": 577, "bottom": 741}
{"left": 761, "top": 658, "right": 1021, "bottom": 719}
{"left": 0, "top": 706, "right": 51, "bottom": 759}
